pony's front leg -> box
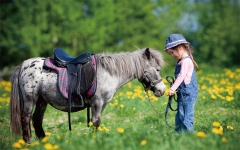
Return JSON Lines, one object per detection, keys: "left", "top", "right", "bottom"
{"left": 91, "top": 99, "right": 103, "bottom": 127}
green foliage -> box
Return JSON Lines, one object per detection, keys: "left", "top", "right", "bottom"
{"left": 0, "top": 0, "right": 239, "bottom": 69}
{"left": 193, "top": 0, "right": 240, "bottom": 67}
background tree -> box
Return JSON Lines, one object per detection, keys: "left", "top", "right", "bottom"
{"left": 0, "top": 0, "right": 239, "bottom": 71}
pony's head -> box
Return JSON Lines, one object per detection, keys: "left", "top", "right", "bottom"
{"left": 138, "top": 48, "right": 166, "bottom": 97}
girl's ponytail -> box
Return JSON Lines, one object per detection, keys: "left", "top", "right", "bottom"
{"left": 184, "top": 43, "right": 199, "bottom": 70}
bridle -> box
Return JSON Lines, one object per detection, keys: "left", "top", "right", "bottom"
{"left": 139, "top": 71, "right": 165, "bottom": 114}
{"left": 141, "top": 71, "right": 163, "bottom": 91}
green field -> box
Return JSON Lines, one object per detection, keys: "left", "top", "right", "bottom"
{"left": 0, "top": 68, "right": 239, "bottom": 150}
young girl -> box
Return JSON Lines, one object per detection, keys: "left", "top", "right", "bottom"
{"left": 164, "top": 34, "right": 198, "bottom": 132}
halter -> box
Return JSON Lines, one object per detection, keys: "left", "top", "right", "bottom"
{"left": 139, "top": 71, "right": 165, "bottom": 114}
{"left": 141, "top": 71, "right": 163, "bottom": 91}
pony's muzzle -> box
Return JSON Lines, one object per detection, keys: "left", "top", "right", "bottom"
{"left": 153, "top": 82, "right": 166, "bottom": 97}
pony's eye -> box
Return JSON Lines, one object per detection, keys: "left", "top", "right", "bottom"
{"left": 156, "top": 69, "right": 160, "bottom": 72}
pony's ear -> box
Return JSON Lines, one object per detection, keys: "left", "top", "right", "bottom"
{"left": 144, "top": 48, "right": 151, "bottom": 59}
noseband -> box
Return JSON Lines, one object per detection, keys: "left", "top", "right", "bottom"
{"left": 140, "top": 71, "right": 162, "bottom": 91}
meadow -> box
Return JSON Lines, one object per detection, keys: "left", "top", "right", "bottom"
{"left": 0, "top": 67, "right": 239, "bottom": 150}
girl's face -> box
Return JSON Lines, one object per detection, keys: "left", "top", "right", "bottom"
{"left": 166, "top": 48, "right": 180, "bottom": 60}
{"left": 166, "top": 45, "right": 187, "bottom": 60}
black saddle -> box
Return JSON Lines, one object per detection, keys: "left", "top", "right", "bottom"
{"left": 52, "top": 47, "right": 96, "bottom": 131}
{"left": 54, "top": 48, "right": 93, "bottom": 66}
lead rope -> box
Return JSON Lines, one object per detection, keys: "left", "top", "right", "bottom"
{"left": 144, "top": 89, "right": 165, "bottom": 114}
{"left": 165, "top": 76, "right": 178, "bottom": 128}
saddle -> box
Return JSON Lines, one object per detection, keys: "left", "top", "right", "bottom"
{"left": 53, "top": 48, "right": 96, "bottom": 131}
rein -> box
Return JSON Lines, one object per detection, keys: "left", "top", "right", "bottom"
{"left": 165, "top": 76, "right": 178, "bottom": 128}
{"left": 141, "top": 74, "right": 178, "bottom": 128}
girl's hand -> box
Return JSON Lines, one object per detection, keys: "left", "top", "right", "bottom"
{"left": 168, "top": 89, "right": 175, "bottom": 96}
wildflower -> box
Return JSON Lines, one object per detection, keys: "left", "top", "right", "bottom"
{"left": 103, "top": 127, "right": 110, "bottom": 132}
{"left": 79, "top": 122, "right": 82, "bottom": 125}
{"left": 12, "top": 142, "right": 21, "bottom": 148}
{"left": 45, "top": 132, "right": 51, "bottom": 137}
{"left": 44, "top": 143, "right": 53, "bottom": 150}
{"left": 197, "top": 132, "right": 207, "bottom": 138}
{"left": 18, "top": 139, "right": 25, "bottom": 145}
{"left": 83, "top": 132, "right": 87, "bottom": 135}
{"left": 98, "top": 127, "right": 103, "bottom": 131}
{"left": 41, "top": 137, "right": 49, "bottom": 142}
{"left": 120, "top": 104, "right": 124, "bottom": 108}
{"left": 56, "top": 135, "right": 61, "bottom": 140}
{"left": 133, "top": 107, "right": 136, "bottom": 110}
{"left": 89, "top": 121, "right": 93, "bottom": 126}
{"left": 126, "top": 91, "right": 133, "bottom": 96}
{"left": 219, "top": 126, "right": 223, "bottom": 132}
{"left": 212, "top": 128, "right": 223, "bottom": 135}
{"left": 140, "top": 140, "right": 147, "bottom": 146}
{"left": 20, "top": 148, "right": 29, "bottom": 150}
{"left": 53, "top": 145, "right": 59, "bottom": 149}
{"left": 117, "top": 127, "right": 124, "bottom": 133}
{"left": 212, "top": 121, "right": 220, "bottom": 127}
{"left": 211, "top": 95, "right": 216, "bottom": 99}
{"left": 227, "top": 125, "right": 234, "bottom": 130}
{"left": 226, "top": 96, "right": 234, "bottom": 101}
{"left": 32, "top": 141, "right": 40, "bottom": 146}
{"left": 92, "top": 134, "right": 97, "bottom": 139}
{"left": 222, "top": 137, "right": 227, "bottom": 142}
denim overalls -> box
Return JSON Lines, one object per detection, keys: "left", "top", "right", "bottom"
{"left": 174, "top": 56, "right": 198, "bottom": 132}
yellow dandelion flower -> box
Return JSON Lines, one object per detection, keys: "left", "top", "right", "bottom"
{"left": 120, "top": 104, "right": 124, "bottom": 108}
{"left": 44, "top": 143, "right": 53, "bottom": 150}
{"left": 103, "top": 127, "right": 109, "bottom": 132}
{"left": 45, "top": 132, "right": 51, "bottom": 137}
{"left": 32, "top": 141, "right": 40, "bottom": 146}
{"left": 222, "top": 137, "right": 227, "bottom": 142}
{"left": 89, "top": 121, "right": 93, "bottom": 126}
{"left": 53, "top": 145, "right": 59, "bottom": 150}
{"left": 226, "top": 96, "right": 234, "bottom": 101}
{"left": 57, "top": 135, "right": 61, "bottom": 140}
{"left": 133, "top": 107, "right": 136, "bottom": 110}
{"left": 79, "top": 122, "right": 82, "bottom": 125}
{"left": 41, "top": 137, "right": 49, "bottom": 142}
{"left": 18, "top": 139, "right": 25, "bottom": 145}
{"left": 83, "top": 132, "right": 87, "bottom": 135}
{"left": 211, "top": 95, "right": 216, "bottom": 99}
{"left": 212, "top": 128, "right": 223, "bottom": 135}
{"left": 92, "top": 134, "right": 97, "bottom": 139}
{"left": 20, "top": 148, "right": 30, "bottom": 150}
{"left": 12, "top": 142, "right": 21, "bottom": 148}
{"left": 212, "top": 121, "right": 220, "bottom": 127}
{"left": 219, "top": 126, "right": 223, "bottom": 132}
{"left": 126, "top": 91, "right": 133, "bottom": 96}
{"left": 197, "top": 132, "right": 207, "bottom": 138}
{"left": 98, "top": 127, "right": 103, "bottom": 131}
{"left": 117, "top": 127, "right": 124, "bottom": 133}
{"left": 227, "top": 125, "right": 234, "bottom": 130}
{"left": 140, "top": 140, "right": 147, "bottom": 146}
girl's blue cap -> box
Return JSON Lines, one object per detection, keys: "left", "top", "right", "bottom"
{"left": 164, "top": 34, "right": 188, "bottom": 51}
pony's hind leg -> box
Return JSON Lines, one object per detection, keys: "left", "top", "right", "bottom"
{"left": 21, "top": 95, "right": 34, "bottom": 144}
{"left": 33, "top": 95, "right": 48, "bottom": 139}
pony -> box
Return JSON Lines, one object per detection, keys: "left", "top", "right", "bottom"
{"left": 10, "top": 48, "right": 166, "bottom": 143}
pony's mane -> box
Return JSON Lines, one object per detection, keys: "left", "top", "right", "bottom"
{"left": 95, "top": 48, "right": 164, "bottom": 78}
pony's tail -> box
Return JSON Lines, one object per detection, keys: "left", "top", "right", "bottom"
{"left": 10, "top": 66, "right": 22, "bottom": 135}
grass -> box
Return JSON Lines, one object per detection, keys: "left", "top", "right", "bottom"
{"left": 0, "top": 67, "right": 240, "bottom": 150}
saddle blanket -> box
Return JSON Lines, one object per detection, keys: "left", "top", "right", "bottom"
{"left": 43, "top": 56, "right": 97, "bottom": 99}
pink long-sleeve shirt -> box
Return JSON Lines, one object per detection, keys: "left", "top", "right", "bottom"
{"left": 170, "top": 57, "right": 194, "bottom": 91}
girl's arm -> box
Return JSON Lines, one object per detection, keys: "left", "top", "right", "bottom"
{"left": 170, "top": 58, "right": 194, "bottom": 92}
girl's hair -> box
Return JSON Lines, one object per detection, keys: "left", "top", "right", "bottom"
{"left": 175, "top": 43, "right": 199, "bottom": 70}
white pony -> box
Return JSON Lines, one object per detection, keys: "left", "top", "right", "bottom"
{"left": 10, "top": 48, "right": 166, "bottom": 143}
